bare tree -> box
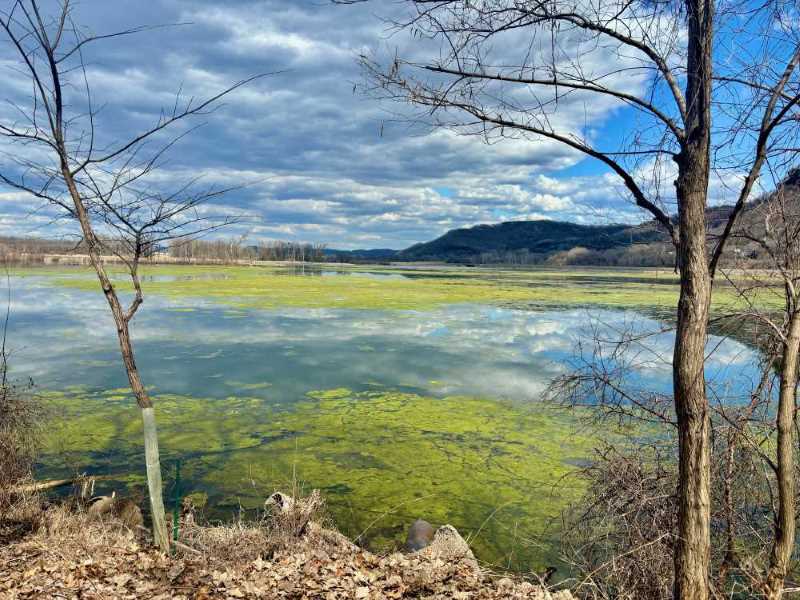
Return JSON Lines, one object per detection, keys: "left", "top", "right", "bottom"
{"left": 554, "top": 173, "right": 800, "bottom": 598}
{"left": 340, "top": 1, "right": 800, "bottom": 596}
{"left": 0, "top": 1, "right": 264, "bottom": 551}
{"left": 714, "top": 176, "right": 800, "bottom": 599}
{"left": 551, "top": 305, "right": 789, "bottom": 598}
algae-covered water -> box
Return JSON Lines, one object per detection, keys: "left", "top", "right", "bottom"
{"left": 5, "top": 265, "right": 762, "bottom": 572}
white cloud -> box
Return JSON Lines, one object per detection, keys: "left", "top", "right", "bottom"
{"left": 0, "top": 0, "right": 677, "bottom": 249}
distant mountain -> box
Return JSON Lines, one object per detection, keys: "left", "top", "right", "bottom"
{"left": 324, "top": 171, "right": 800, "bottom": 266}
{"left": 398, "top": 219, "right": 666, "bottom": 263}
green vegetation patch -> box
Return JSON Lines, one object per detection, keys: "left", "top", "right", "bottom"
{"left": 39, "top": 386, "right": 592, "bottom": 571}
{"left": 16, "top": 264, "right": 780, "bottom": 311}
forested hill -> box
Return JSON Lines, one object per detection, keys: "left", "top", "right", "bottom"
{"left": 405, "top": 170, "right": 800, "bottom": 266}
{"left": 397, "top": 219, "right": 667, "bottom": 264}
{"left": 323, "top": 220, "right": 670, "bottom": 264}
{"left": 331, "top": 170, "right": 800, "bottom": 266}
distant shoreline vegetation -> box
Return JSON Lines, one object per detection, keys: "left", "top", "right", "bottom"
{"left": 6, "top": 153, "right": 799, "bottom": 272}
{"left": 6, "top": 186, "right": 796, "bottom": 269}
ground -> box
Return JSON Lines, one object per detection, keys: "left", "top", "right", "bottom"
{"left": 0, "top": 503, "right": 575, "bottom": 599}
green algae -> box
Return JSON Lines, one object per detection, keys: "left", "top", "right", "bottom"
{"left": 38, "top": 386, "right": 593, "bottom": 571}
{"left": 77, "top": 359, "right": 117, "bottom": 368}
{"left": 15, "top": 263, "right": 780, "bottom": 311}
{"left": 224, "top": 381, "right": 272, "bottom": 391}
{"left": 307, "top": 388, "right": 353, "bottom": 400}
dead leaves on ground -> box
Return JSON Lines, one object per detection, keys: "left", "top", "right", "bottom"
{"left": 0, "top": 519, "right": 571, "bottom": 599}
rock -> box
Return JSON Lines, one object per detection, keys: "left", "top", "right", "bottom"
{"left": 416, "top": 524, "right": 478, "bottom": 571}
{"left": 264, "top": 490, "right": 324, "bottom": 537}
{"left": 87, "top": 495, "right": 115, "bottom": 518}
{"left": 265, "top": 492, "right": 295, "bottom": 515}
{"left": 115, "top": 499, "right": 143, "bottom": 530}
{"left": 87, "top": 495, "right": 143, "bottom": 530}
{"left": 405, "top": 519, "right": 434, "bottom": 551}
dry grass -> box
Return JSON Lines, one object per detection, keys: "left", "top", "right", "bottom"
{"left": 0, "top": 489, "right": 576, "bottom": 599}
{"left": 0, "top": 354, "right": 46, "bottom": 547}
{"left": 178, "top": 488, "right": 327, "bottom": 564}
{"left": 0, "top": 376, "right": 42, "bottom": 518}
{"left": 180, "top": 518, "right": 272, "bottom": 564}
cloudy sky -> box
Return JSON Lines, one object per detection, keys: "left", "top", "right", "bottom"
{"left": 0, "top": 0, "right": 711, "bottom": 249}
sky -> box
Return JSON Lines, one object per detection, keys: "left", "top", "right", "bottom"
{"left": 0, "top": 0, "right": 759, "bottom": 249}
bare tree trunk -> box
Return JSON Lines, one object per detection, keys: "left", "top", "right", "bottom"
{"left": 116, "top": 315, "right": 170, "bottom": 553}
{"left": 672, "top": 2, "right": 714, "bottom": 596}
{"left": 141, "top": 407, "right": 169, "bottom": 552}
{"left": 764, "top": 313, "right": 800, "bottom": 600}
{"left": 672, "top": 201, "right": 712, "bottom": 600}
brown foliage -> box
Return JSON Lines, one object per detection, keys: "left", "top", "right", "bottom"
{"left": 562, "top": 427, "right": 800, "bottom": 599}
{"left": 562, "top": 443, "right": 676, "bottom": 600}
{"left": 0, "top": 496, "right": 575, "bottom": 599}
{"left": 0, "top": 368, "right": 41, "bottom": 518}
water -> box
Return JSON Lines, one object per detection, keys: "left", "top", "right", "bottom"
{"left": 5, "top": 269, "right": 761, "bottom": 572}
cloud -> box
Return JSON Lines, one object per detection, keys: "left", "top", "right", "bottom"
{"left": 0, "top": 0, "right": 665, "bottom": 249}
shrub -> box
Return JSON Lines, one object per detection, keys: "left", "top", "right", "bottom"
{"left": 0, "top": 359, "right": 41, "bottom": 518}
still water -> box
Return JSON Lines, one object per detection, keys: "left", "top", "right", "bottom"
{"left": 6, "top": 269, "right": 761, "bottom": 571}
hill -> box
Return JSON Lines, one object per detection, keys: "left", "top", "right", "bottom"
{"left": 398, "top": 219, "right": 667, "bottom": 265}
{"left": 713, "top": 167, "right": 800, "bottom": 263}
{"left": 349, "top": 170, "right": 800, "bottom": 267}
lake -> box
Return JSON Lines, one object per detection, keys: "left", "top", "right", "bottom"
{"left": 5, "top": 265, "right": 762, "bottom": 572}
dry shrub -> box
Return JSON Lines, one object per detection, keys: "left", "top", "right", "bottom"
{"left": 563, "top": 432, "right": 789, "bottom": 599}
{"left": 180, "top": 518, "right": 272, "bottom": 563}
{"left": 0, "top": 364, "right": 42, "bottom": 519}
{"left": 179, "top": 489, "right": 327, "bottom": 564}
{"left": 562, "top": 442, "right": 677, "bottom": 600}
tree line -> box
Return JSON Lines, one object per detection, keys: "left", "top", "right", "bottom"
{"left": 0, "top": 236, "right": 328, "bottom": 265}
{"left": 167, "top": 238, "right": 327, "bottom": 263}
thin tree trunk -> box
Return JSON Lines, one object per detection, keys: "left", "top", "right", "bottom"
{"left": 116, "top": 315, "right": 170, "bottom": 553}
{"left": 764, "top": 313, "right": 800, "bottom": 600}
{"left": 62, "top": 167, "right": 170, "bottom": 553}
{"left": 718, "top": 430, "right": 737, "bottom": 587}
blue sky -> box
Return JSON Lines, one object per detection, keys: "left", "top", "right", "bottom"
{"left": 0, "top": 0, "right": 761, "bottom": 249}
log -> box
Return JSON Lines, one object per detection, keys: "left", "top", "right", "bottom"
{"left": 13, "top": 478, "right": 79, "bottom": 493}
{"left": 11, "top": 474, "right": 115, "bottom": 494}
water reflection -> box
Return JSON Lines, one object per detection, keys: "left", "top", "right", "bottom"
{"left": 8, "top": 275, "right": 760, "bottom": 404}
